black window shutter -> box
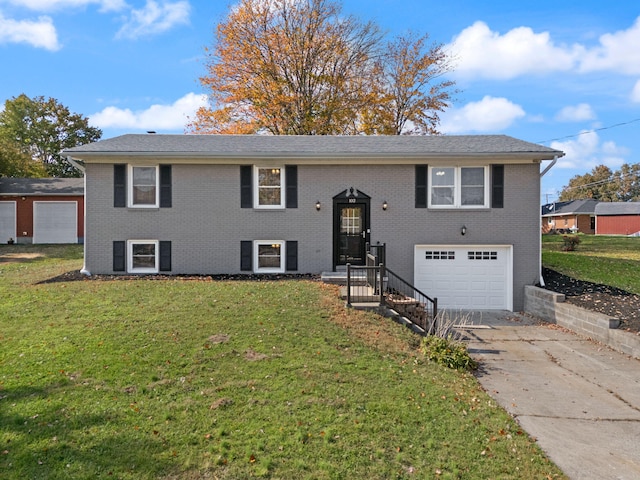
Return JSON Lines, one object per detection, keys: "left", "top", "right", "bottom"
{"left": 415, "top": 165, "right": 428, "bottom": 208}
{"left": 286, "top": 241, "right": 298, "bottom": 271}
{"left": 114, "top": 164, "right": 126, "bottom": 207}
{"left": 113, "top": 241, "right": 125, "bottom": 272}
{"left": 285, "top": 165, "right": 298, "bottom": 208}
{"left": 240, "top": 241, "right": 252, "bottom": 271}
{"left": 491, "top": 164, "right": 504, "bottom": 209}
{"left": 240, "top": 166, "right": 252, "bottom": 208}
{"left": 159, "top": 241, "right": 172, "bottom": 271}
{"left": 160, "top": 165, "right": 172, "bottom": 208}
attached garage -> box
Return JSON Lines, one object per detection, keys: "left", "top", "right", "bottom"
{"left": 0, "top": 201, "right": 16, "bottom": 243}
{"left": 414, "top": 245, "right": 513, "bottom": 310}
{"left": 33, "top": 201, "right": 78, "bottom": 244}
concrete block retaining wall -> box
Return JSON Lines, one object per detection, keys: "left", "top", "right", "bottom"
{"left": 524, "top": 285, "right": 640, "bottom": 359}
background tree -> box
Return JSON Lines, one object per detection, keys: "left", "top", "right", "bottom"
{"left": 0, "top": 137, "right": 47, "bottom": 177}
{"left": 189, "top": 0, "right": 456, "bottom": 135}
{"left": 558, "top": 163, "right": 640, "bottom": 202}
{"left": 361, "top": 33, "right": 456, "bottom": 135}
{"left": 0, "top": 94, "right": 102, "bottom": 177}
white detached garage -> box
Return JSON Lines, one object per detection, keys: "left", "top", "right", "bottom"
{"left": 414, "top": 245, "right": 513, "bottom": 310}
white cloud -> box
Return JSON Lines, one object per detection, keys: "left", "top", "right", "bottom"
{"left": 449, "top": 16, "right": 640, "bottom": 80}
{"left": 90, "top": 93, "right": 207, "bottom": 130}
{"left": 115, "top": 0, "right": 190, "bottom": 39}
{"left": 555, "top": 103, "right": 596, "bottom": 122}
{"left": 631, "top": 80, "right": 640, "bottom": 103}
{"left": 449, "top": 21, "right": 582, "bottom": 80}
{"left": 0, "top": 12, "right": 60, "bottom": 50}
{"left": 551, "top": 131, "right": 626, "bottom": 170}
{"left": 439, "top": 96, "right": 525, "bottom": 133}
{"left": 579, "top": 17, "right": 640, "bottom": 75}
{"left": 4, "top": 0, "right": 126, "bottom": 12}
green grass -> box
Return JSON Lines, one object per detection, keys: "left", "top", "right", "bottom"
{"left": 542, "top": 235, "right": 640, "bottom": 293}
{"left": 0, "top": 245, "right": 565, "bottom": 479}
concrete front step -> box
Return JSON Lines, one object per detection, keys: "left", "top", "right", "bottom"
{"left": 321, "top": 271, "right": 367, "bottom": 285}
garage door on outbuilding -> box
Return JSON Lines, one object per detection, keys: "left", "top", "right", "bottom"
{"left": 414, "top": 245, "right": 513, "bottom": 310}
{"left": 0, "top": 201, "right": 16, "bottom": 243}
{"left": 33, "top": 201, "right": 78, "bottom": 244}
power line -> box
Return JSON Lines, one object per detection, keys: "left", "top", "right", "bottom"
{"left": 537, "top": 117, "right": 640, "bottom": 145}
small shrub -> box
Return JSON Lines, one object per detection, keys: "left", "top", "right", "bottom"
{"left": 562, "top": 235, "right": 581, "bottom": 251}
{"left": 420, "top": 335, "right": 478, "bottom": 371}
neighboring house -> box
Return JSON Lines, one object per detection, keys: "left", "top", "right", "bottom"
{"left": 541, "top": 199, "right": 599, "bottom": 234}
{"left": 0, "top": 177, "right": 84, "bottom": 244}
{"left": 595, "top": 202, "right": 640, "bottom": 235}
{"left": 62, "top": 134, "right": 562, "bottom": 311}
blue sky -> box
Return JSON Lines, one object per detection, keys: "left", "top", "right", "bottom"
{"left": 1, "top": 0, "right": 639, "bottom": 202}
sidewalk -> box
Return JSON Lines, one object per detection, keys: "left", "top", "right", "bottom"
{"left": 460, "top": 311, "right": 640, "bottom": 480}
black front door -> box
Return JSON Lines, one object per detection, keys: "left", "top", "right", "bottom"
{"left": 333, "top": 189, "right": 370, "bottom": 268}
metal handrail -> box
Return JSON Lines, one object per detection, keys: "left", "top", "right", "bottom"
{"left": 346, "top": 262, "right": 438, "bottom": 335}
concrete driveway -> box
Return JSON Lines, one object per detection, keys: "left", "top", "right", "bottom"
{"left": 459, "top": 311, "right": 640, "bottom": 480}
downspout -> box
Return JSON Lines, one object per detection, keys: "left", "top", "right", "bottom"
{"left": 67, "top": 156, "right": 90, "bottom": 276}
{"left": 539, "top": 156, "right": 558, "bottom": 287}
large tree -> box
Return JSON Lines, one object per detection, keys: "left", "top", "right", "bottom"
{"left": 0, "top": 137, "right": 47, "bottom": 177}
{"left": 188, "top": 0, "right": 456, "bottom": 135}
{"left": 558, "top": 164, "right": 640, "bottom": 202}
{"left": 361, "top": 33, "right": 457, "bottom": 135}
{"left": 0, "top": 94, "right": 102, "bottom": 177}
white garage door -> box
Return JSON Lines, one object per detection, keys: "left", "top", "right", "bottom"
{"left": 414, "top": 245, "right": 512, "bottom": 310}
{"left": 33, "top": 201, "right": 78, "bottom": 244}
{"left": 0, "top": 201, "right": 16, "bottom": 243}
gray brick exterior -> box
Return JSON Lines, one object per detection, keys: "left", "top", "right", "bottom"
{"left": 84, "top": 160, "right": 541, "bottom": 310}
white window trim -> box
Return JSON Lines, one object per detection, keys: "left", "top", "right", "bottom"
{"left": 428, "top": 166, "right": 489, "bottom": 209}
{"left": 128, "top": 165, "right": 159, "bottom": 208}
{"left": 253, "top": 165, "right": 285, "bottom": 209}
{"left": 127, "top": 240, "right": 159, "bottom": 274}
{"left": 253, "top": 240, "right": 285, "bottom": 273}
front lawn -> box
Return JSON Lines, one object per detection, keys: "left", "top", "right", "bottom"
{"left": 542, "top": 235, "right": 640, "bottom": 294}
{"left": 0, "top": 246, "right": 565, "bottom": 479}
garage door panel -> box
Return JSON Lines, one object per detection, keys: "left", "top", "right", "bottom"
{"left": 414, "top": 245, "right": 512, "bottom": 310}
{"left": 34, "top": 202, "right": 77, "bottom": 244}
{"left": 0, "top": 202, "right": 16, "bottom": 242}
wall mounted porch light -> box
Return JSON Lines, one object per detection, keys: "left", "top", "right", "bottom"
{"left": 382, "top": 200, "right": 388, "bottom": 211}
{"left": 461, "top": 225, "right": 467, "bottom": 236}
{"left": 315, "top": 201, "right": 321, "bottom": 211}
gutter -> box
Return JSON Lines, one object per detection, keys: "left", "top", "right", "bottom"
{"left": 67, "top": 156, "right": 90, "bottom": 276}
{"left": 65, "top": 156, "right": 85, "bottom": 173}
{"left": 538, "top": 155, "right": 559, "bottom": 287}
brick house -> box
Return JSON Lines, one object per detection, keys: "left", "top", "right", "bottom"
{"left": 540, "top": 199, "right": 599, "bottom": 234}
{"left": 62, "top": 134, "right": 562, "bottom": 311}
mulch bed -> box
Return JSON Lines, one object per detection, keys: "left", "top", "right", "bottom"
{"left": 541, "top": 267, "right": 640, "bottom": 334}
{"left": 38, "top": 271, "right": 321, "bottom": 284}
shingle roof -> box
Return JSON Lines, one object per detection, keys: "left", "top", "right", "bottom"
{"left": 62, "top": 134, "right": 563, "bottom": 160}
{"left": 595, "top": 202, "right": 640, "bottom": 216}
{"left": 0, "top": 177, "right": 84, "bottom": 196}
{"left": 541, "top": 199, "right": 599, "bottom": 216}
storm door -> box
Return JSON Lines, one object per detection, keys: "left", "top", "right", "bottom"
{"left": 333, "top": 189, "right": 370, "bottom": 268}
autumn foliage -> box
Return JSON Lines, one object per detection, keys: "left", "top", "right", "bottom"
{"left": 189, "top": 0, "right": 456, "bottom": 135}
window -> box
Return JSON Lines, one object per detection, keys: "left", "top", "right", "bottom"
{"left": 254, "top": 166, "right": 284, "bottom": 208}
{"left": 129, "top": 165, "right": 158, "bottom": 207}
{"left": 429, "top": 166, "right": 489, "bottom": 208}
{"left": 425, "top": 251, "right": 455, "bottom": 260}
{"left": 127, "top": 240, "right": 159, "bottom": 273}
{"left": 253, "top": 240, "right": 285, "bottom": 273}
